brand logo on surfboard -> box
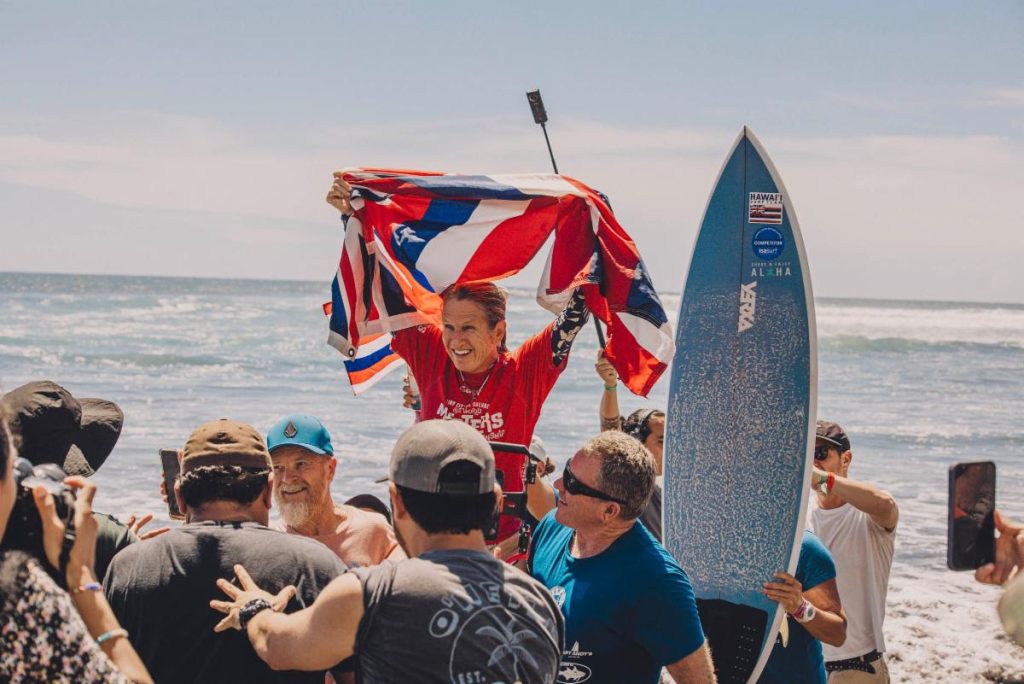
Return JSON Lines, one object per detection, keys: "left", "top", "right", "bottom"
{"left": 738, "top": 281, "right": 757, "bottom": 332}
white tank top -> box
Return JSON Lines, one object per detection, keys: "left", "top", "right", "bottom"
{"left": 808, "top": 497, "right": 896, "bottom": 661}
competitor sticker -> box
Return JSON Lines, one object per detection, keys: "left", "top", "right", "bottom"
{"left": 752, "top": 226, "right": 785, "bottom": 261}
{"left": 749, "top": 192, "right": 783, "bottom": 225}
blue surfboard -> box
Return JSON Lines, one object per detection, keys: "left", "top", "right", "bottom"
{"left": 664, "top": 127, "right": 817, "bottom": 683}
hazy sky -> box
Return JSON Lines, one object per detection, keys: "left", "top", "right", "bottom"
{"left": 2, "top": 2, "right": 1022, "bottom": 302}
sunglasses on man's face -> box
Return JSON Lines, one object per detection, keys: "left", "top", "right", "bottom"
{"left": 562, "top": 462, "right": 627, "bottom": 505}
{"left": 814, "top": 445, "right": 834, "bottom": 462}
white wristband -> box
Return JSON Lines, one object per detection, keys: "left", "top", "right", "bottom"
{"left": 793, "top": 599, "right": 816, "bottom": 624}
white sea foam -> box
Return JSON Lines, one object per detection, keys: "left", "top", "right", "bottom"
{"left": 817, "top": 300, "right": 1024, "bottom": 348}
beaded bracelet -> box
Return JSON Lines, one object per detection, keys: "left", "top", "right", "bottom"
{"left": 604, "top": 384, "right": 617, "bottom": 391}
{"left": 71, "top": 582, "right": 103, "bottom": 595}
{"left": 96, "top": 628, "right": 129, "bottom": 645}
{"left": 239, "top": 598, "right": 274, "bottom": 631}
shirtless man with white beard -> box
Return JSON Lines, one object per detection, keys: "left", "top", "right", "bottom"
{"left": 267, "top": 414, "right": 403, "bottom": 567}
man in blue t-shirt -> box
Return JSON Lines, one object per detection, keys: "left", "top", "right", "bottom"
{"left": 758, "top": 530, "right": 847, "bottom": 684}
{"left": 529, "top": 431, "right": 715, "bottom": 684}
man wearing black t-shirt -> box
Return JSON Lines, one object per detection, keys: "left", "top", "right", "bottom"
{"left": 104, "top": 419, "right": 346, "bottom": 684}
{"left": 212, "top": 419, "right": 564, "bottom": 684}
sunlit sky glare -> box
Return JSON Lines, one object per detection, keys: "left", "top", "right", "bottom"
{"left": 1, "top": 2, "right": 1022, "bottom": 302}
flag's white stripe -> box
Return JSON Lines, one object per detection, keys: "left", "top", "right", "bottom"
{"left": 350, "top": 356, "right": 406, "bottom": 395}
{"left": 416, "top": 199, "right": 532, "bottom": 290}
{"left": 614, "top": 312, "right": 676, "bottom": 364}
{"left": 488, "top": 174, "right": 581, "bottom": 197}
{"left": 354, "top": 333, "right": 393, "bottom": 356}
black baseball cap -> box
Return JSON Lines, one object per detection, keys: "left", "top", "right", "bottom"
{"left": 816, "top": 420, "right": 851, "bottom": 452}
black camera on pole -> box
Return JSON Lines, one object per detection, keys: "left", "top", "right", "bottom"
{"left": 484, "top": 442, "right": 544, "bottom": 558}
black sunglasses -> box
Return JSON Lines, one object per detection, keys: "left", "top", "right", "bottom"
{"left": 562, "top": 462, "right": 627, "bottom": 505}
{"left": 813, "top": 445, "right": 834, "bottom": 462}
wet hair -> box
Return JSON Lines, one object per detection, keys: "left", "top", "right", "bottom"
{"left": 441, "top": 282, "right": 508, "bottom": 352}
{"left": 178, "top": 465, "right": 270, "bottom": 510}
{"left": 582, "top": 431, "right": 656, "bottom": 520}
{"left": 396, "top": 461, "right": 498, "bottom": 535}
{"left": 623, "top": 409, "right": 665, "bottom": 446}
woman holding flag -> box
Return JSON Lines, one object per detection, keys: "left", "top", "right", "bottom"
{"left": 326, "top": 169, "right": 675, "bottom": 553}
{"left": 327, "top": 174, "right": 589, "bottom": 550}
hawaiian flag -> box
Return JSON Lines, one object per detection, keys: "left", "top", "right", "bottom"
{"left": 326, "top": 169, "right": 674, "bottom": 397}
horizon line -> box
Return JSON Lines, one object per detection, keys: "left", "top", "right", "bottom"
{"left": 2, "top": 269, "right": 1022, "bottom": 309}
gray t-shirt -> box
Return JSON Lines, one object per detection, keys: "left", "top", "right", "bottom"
{"left": 352, "top": 549, "right": 564, "bottom": 684}
{"left": 105, "top": 521, "right": 346, "bottom": 683}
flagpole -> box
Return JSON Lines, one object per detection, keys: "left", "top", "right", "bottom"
{"left": 525, "top": 89, "right": 607, "bottom": 349}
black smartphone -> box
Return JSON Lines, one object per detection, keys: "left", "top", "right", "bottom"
{"left": 948, "top": 461, "right": 996, "bottom": 570}
{"left": 159, "top": 448, "right": 185, "bottom": 520}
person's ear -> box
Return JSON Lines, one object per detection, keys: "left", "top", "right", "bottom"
{"left": 841, "top": 450, "right": 853, "bottom": 471}
{"left": 389, "top": 483, "right": 406, "bottom": 520}
{"left": 602, "top": 502, "right": 620, "bottom": 523}
{"left": 262, "top": 471, "right": 274, "bottom": 509}
{"left": 493, "top": 319, "right": 507, "bottom": 345}
{"left": 173, "top": 480, "right": 188, "bottom": 521}
{"left": 326, "top": 456, "right": 337, "bottom": 482}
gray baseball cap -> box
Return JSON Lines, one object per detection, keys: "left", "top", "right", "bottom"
{"left": 390, "top": 419, "right": 495, "bottom": 495}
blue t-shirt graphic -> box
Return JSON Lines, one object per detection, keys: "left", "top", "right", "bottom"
{"left": 758, "top": 530, "right": 837, "bottom": 684}
{"left": 529, "top": 511, "right": 705, "bottom": 684}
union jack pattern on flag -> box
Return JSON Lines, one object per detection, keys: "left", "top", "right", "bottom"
{"left": 326, "top": 169, "right": 674, "bottom": 397}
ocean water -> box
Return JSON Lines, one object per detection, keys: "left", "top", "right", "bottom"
{"left": 2, "top": 272, "right": 1023, "bottom": 680}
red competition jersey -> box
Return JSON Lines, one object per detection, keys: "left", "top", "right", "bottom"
{"left": 392, "top": 322, "right": 565, "bottom": 540}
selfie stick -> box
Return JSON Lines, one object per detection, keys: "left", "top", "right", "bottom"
{"left": 525, "top": 89, "right": 607, "bottom": 349}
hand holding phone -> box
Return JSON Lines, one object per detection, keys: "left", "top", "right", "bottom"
{"left": 159, "top": 448, "right": 185, "bottom": 521}
{"left": 976, "top": 511, "right": 1024, "bottom": 585}
{"left": 948, "top": 461, "right": 996, "bottom": 570}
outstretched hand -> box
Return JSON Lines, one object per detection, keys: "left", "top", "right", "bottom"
{"left": 326, "top": 173, "right": 353, "bottom": 215}
{"left": 125, "top": 512, "right": 171, "bottom": 541}
{"left": 210, "top": 564, "right": 297, "bottom": 632}
{"left": 976, "top": 511, "right": 1024, "bottom": 586}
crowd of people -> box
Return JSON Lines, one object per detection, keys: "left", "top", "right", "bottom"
{"left": 0, "top": 175, "right": 1019, "bottom": 683}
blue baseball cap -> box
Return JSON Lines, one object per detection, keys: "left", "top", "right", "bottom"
{"left": 266, "top": 414, "right": 334, "bottom": 455}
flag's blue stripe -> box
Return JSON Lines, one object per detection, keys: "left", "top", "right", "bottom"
{"left": 344, "top": 344, "right": 397, "bottom": 372}
{"left": 380, "top": 263, "right": 428, "bottom": 308}
{"left": 329, "top": 274, "right": 348, "bottom": 334}
{"left": 391, "top": 198, "right": 479, "bottom": 269}
{"left": 625, "top": 257, "right": 669, "bottom": 327}
{"left": 403, "top": 175, "right": 532, "bottom": 201}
